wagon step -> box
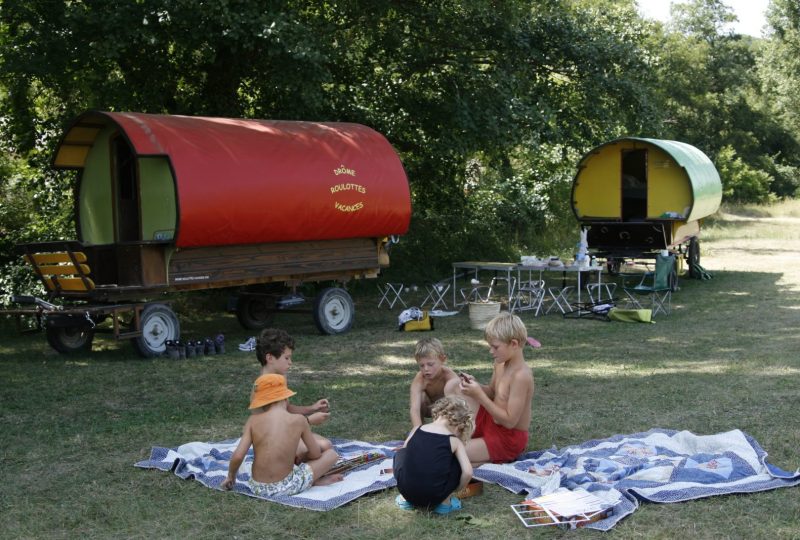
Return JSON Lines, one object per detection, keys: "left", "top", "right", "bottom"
{"left": 11, "top": 295, "right": 61, "bottom": 311}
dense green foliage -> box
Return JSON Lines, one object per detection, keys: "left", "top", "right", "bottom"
{"left": 1, "top": 0, "right": 799, "bottom": 299}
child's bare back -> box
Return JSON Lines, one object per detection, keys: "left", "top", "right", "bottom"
{"left": 222, "top": 374, "right": 343, "bottom": 494}
{"left": 247, "top": 406, "right": 308, "bottom": 483}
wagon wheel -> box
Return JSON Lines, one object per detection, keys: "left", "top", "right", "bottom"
{"left": 313, "top": 287, "right": 354, "bottom": 335}
{"left": 132, "top": 303, "right": 180, "bottom": 358}
{"left": 46, "top": 325, "right": 94, "bottom": 354}
{"left": 236, "top": 294, "right": 277, "bottom": 330}
{"left": 687, "top": 237, "right": 701, "bottom": 278}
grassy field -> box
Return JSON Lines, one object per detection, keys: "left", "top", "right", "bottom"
{"left": 2, "top": 202, "right": 800, "bottom": 539}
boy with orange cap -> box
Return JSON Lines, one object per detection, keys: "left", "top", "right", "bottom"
{"left": 222, "top": 374, "right": 343, "bottom": 496}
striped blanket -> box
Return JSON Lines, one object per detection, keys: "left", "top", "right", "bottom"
{"left": 135, "top": 438, "right": 401, "bottom": 511}
{"left": 136, "top": 428, "right": 799, "bottom": 526}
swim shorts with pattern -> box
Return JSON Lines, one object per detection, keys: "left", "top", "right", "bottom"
{"left": 248, "top": 462, "right": 314, "bottom": 497}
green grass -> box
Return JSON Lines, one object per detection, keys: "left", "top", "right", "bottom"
{"left": 2, "top": 206, "right": 800, "bottom": 539}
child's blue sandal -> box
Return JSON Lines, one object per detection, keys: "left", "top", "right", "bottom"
{"left": 395, "top": 494, "right": 414, "bottom": 511}
{"left": 433, "top": 496, "right": 462, "bottom": 515}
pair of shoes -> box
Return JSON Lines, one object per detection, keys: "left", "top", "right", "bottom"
{"left": 395, "top": 494, "right": 413, "bottom": 511}
{"left": 238, "top": 337, "right": 256, "bottom": 352}
{"left": 433, "top": 496, "right": 462, "bottom": 515}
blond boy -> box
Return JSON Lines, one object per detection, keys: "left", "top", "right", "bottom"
{"left": 222, "top": 374, "right": 343, "bottom": 496}
{"left": 409, "top": 337, "right": 459, "bottom": 428}
{"left": 445, "top": 312, "right": 533, "bottom": 465}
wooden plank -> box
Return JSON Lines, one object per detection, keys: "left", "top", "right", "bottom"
{"left": 43, "top": 276, "right": 95, "bottom": 291}
{"left": 168, "top": 238, "right": 379, "bottom": 287}
{"left": 25, "top": 252, "right": 88, "bottom": 265}
{"left": 35, "top": 263, "right": 91, "bottom": 276}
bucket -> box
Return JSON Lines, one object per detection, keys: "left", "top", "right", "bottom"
{"left": 468, "top": 301, "right": 501, "bottom": 330}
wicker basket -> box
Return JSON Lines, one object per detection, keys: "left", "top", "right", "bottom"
{"left": 468, "top": 301, "right": 501, "bottom": 330}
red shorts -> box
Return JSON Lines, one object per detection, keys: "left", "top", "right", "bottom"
{"left": 472, "top": 405, "right": 528, "bottom": 463}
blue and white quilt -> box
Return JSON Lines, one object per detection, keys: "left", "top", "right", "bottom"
{"left": 136, "top": 428, "right": 799, "bottom": 526}
{"left": 473, "top": 428, "right": 800, "bottom": 530}
{"left": 135, "top": 438, "right": 401, "bottom": 511}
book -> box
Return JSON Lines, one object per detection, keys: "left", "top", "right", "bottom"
{"left": 511, "top": 488, "right": 611, "bottom": 529}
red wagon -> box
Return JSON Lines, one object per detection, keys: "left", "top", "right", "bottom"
{"left": 10, "top": 111, "right": 411, "bottom": 356}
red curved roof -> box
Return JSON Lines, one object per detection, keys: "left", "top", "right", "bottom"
{"left": 58, "top": 111, "right": 411, "bottom": 248}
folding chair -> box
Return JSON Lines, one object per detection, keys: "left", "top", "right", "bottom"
{"left": 586, "top": 282, "right": 617, "bottom": 304}
{"left": 460, "top": 284, "right": 491, "bottom": 304}
{"left": 511, "top": 279, "right": 546, "bottom": 315}
{"left": 421, "top": 278, "right": 451, "bottom": 311}
{"left": 621, "top": 253, "right": 676, "bottom": 316}
{"left": 377, "top": 282, "right": 406, "bottom": 309}
{"left": 462, "top": 276, "right": 516, "bottom": 306}
{"left": 488, "top": 276, "right": 516, "bottom": 303}
{"left": 545, "top": 285, "right": 574, "bottom": 314}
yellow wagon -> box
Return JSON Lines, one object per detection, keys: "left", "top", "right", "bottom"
{"left": 571, "top": 137, "right": 722, "bottom": 274}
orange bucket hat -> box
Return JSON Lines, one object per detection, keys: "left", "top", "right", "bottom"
{"left": 249, "top": 374, "right": 296, "bottom": 409}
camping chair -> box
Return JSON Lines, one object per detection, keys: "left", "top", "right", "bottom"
{"left": 621, "top": 253, "right": 676, "bottom": 316}
{"left": 421, "top": 277, "right": 451, "bottom": 311}
{"left": 459, "top": 276, "right": 516, "bottom": 306}
{"left": 377, "top": 282, "right": 406, "bottom": 309}
{"left": 511, "top": 279, "right": 546, "bottom": 315}
{"left": 586, "top": 282, "right": 617, "bottom": 305}
{"left": 545, "top": 285, "right": 574, "bottom": 314}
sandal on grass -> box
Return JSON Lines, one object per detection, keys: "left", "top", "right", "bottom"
{"left": 395, "top": 494, "right": 413, "bottom": 511}
{"left": 433, "top": 496, "right": 462, "bottom": 515}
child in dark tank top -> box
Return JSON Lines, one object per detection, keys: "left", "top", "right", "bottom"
{"left": 393, "top": 396, "right": 474, "bottom": 514}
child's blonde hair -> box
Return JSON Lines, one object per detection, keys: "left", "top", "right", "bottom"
{"left": 431, "top": 396, "right": 474, "bottom": 443}
{"left": 485, "top": 311, "right": 527, "bottom": 345}
{"left": 414, "top": 337, "right": 446, "bottom": 361}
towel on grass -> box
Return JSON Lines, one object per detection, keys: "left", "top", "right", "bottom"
{"left": 472, "top": 428, "right": 800, "bottom": 530}
{"left": 135, "top": 438, "right": 401, "bottom": 511}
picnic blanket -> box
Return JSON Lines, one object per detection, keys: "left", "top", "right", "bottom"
{"left": 473, "top": 428, "right": 800, "bottom": 530}
{"left": 136, "top": 428, "right": 799, "bottom": 525}
{"left": 135, "top": 438, "right": 401, "bottom": 511}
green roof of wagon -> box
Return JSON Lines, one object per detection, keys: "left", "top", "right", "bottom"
{"left": 580, "top": 137, "right": 723, "bottom": 222}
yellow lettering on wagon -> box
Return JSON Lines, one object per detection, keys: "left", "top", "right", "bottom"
{"left": 329, "top": 182, "right": 367, "bottom": 194}
{"left": 334, "top": 165, "right": 357, "bottom": 177}
{"left": 334, "top": 201, "right": 365, "bottom": 213}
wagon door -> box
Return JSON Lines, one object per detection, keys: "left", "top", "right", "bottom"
{"left": 112, "top": 135, "right": 141, "bottom": 242}
{"left": 621, "top": 149, "right": 647, "bottom": 221}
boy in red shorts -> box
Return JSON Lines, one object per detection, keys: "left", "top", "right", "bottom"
{"left": 445, "top": 312, "right": 533, "bottom": 464}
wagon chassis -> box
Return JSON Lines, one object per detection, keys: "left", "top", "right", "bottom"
{"left": 6, "top": 297, "right": 149, "bottom": 353}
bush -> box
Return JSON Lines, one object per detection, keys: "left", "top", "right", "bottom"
{"left": 715, "top": 146, "right": 774, "bottom": 204}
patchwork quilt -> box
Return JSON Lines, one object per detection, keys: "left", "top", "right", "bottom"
{"left": 473, "top": 428, "right": 800, "bottom": 530}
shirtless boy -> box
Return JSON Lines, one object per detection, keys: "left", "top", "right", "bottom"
{"left": 222, "top": 374, "right": 343, "bottom": 496}
{"left": 445, "top": 312, "right": 533, "bottom": 465}
{"left": 409, "top": 337, "right": 459, "bottom": 428}
{"left": 257, "top": 328, "right": 332, "bottom": 459}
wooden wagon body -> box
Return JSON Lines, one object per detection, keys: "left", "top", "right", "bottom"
{"left": 571, "top": 137, "right": 722, "bottom": 272}
{"left": 13, "top": 111, "right": 411, "bottom": 356}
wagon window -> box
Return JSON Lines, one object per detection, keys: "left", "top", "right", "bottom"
{"left": 622, "top": 149, "right": 647, "bottom": 221}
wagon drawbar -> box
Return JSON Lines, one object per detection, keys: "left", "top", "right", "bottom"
{"left": 8, "top": 111, "right": 411, "bottom": 356}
